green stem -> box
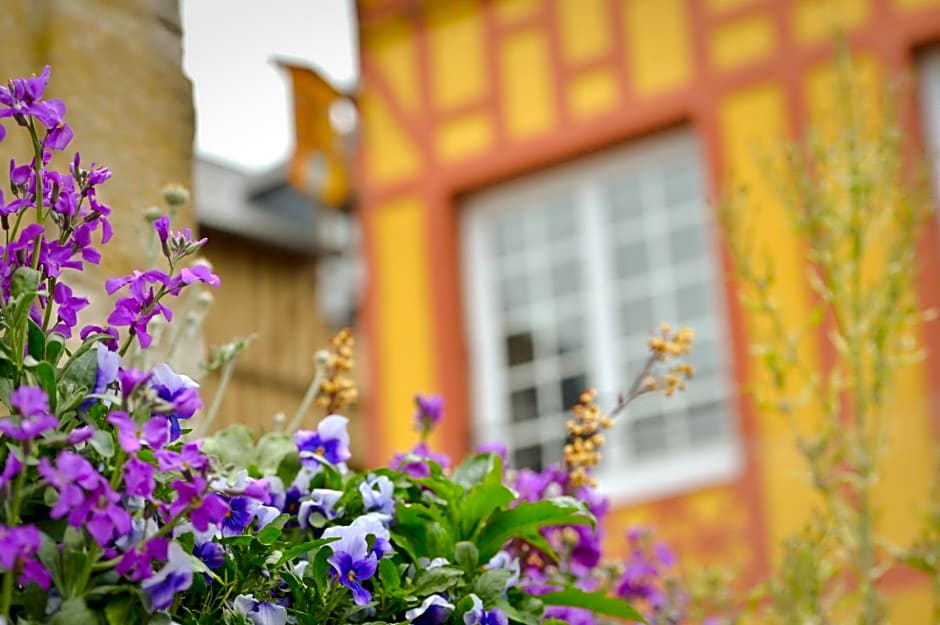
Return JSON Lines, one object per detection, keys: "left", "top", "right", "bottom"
{"left": 196, "top": 356, "right": 237, "bottom": 437}
{"left": 41, "top": 276, "right": 56, "bottom": 333}
{"left": 0, "top": 569, "right": 13, "bottom": 620}
{"left": 287, "top": 364, "right": 327, "bottom": 433}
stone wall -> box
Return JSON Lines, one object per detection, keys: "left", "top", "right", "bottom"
{"left": 0, "top": 0, "right": 195, "bottom": 328}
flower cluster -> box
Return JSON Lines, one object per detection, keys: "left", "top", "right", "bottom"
{"left": 314, "top": 327, "right": 358, "bottom": 413}
{"left": 0, "top": 65, "right": 668, "bottom": 625}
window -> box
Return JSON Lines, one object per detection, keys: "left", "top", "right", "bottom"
{"left": 460, "top": 130, "right": 741, "bottom": 502}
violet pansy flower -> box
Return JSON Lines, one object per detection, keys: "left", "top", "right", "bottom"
{"left": 150, "top": 363, "right": 201, "bottom": 441}
{"left": 233, "top": 594, "right": 288, "bottom": 625}
{"left": 359, "top": 474, "right": 395, "bottom": 518}
{"left": 141, "top": 541, "right": 193, "bottom": 611}
{"left": 295, "top": 414, "right": 351, "bottom": 469}
{"left": 323, "top": 520, "right": 380, "bottom": 606}
{"left": 463, "top": 594, "right": 508, "bottom": 625}
{"left": 298, "top": 488, "right": 343, "bottom": 530}
{"left": 406, "top": 594, "right": 454, "bottom": 625}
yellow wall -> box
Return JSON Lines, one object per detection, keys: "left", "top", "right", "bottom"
{"left": 356, "top": 0, "right": 940, "bottom": 612}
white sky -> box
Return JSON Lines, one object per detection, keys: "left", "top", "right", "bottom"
{"left": 181, "top": 0, "right": 359, "bottom": 173}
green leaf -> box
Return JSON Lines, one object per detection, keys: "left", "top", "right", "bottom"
{"left": 89, "top": 429, "right": 115, "bottom": 458}
{"left": 27, "top": 319, "right": 45, "bottom": 360}
{"left": 31, "top": 360, "right": 57, "bottom": 411}
{"left": 540, "top": 588, "right": 646, "bottom": 623}
{"left": 60, "top": 347, "right": 98, "bottom": 388}
{"left": 46, "top": 332, "right": 66, "bottom": 366}
{"left": 413, "top": 565, "right": 464, "bottom": 596}
{"left": 49, "top": 597, "right": 99, "bottom": 625}
{"left": 275, "top": 537, "right": 338, "bottom": 566}
{"left": 11, "top": 266, "right": 41, "bottom": 298}
{"left": 459, "top": 483, "right": 515, "bottom": 539}
{"left": 257, "top": 513, "right": 290, "bottom": 545}
{"left": 276, "top": 451, "right": 302, "bottom": 486}
{"left": 454, "top": 541, "right": 479, "bottom": 572}
{"left": 202, "top": 424, "right": 255, "bottom": 466}
{"left": 378, "top": 558, "right": 401, "bottom": 592}
{"left": 473, "top": 568, "right": 512, "bottom": 602}
{"left": 476, "top": 497, "right": 594, "bottom": 561}
{"left": 452, "top": 452, "right": 502, "bottom": 489}
{"left": 251, "top": 432, "right": 297, "bottom": 474}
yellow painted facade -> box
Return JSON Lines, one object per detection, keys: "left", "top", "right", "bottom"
{"left": 355, "top": 0, "right": 940, "bottom": 613}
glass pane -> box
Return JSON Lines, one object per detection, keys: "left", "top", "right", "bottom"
{"left": 607, "top": 179, "right": 643, "bottom": 223}
{"left": 620, "top": 297, "right": 654, "bottom": 335}
{"left": 663, "top": 165, "right": 699, "bottom": 208}
{"left": 669, "top": 223, "right": 705, "bottom": 265}
{"left": 495, "top": 218, "right": 526, "bottom": 257}
{"left": 505, "top": 332, "right": 535, "bottom": 367}
{"left": 547, "top": 202, "right": 576, "bottom": 241}
{"left": 511, "top": 388, "right": 538, "bottom": 423}
{"left": 630, "top": 415, "right": 668, "bottom": 458}
{"left": 613, "top": 240, "right": 648, "bottom": 278}
{"left": 676, "top": 281, "right": 710, "bottom": 322}
{"left": 552, "top": 261, "right": 581, "bottom": 298}
{"left": 500, "top": 274, "right": 528, "bottom": 311}
{"left": 689, "top": 338, "right": 721, "bottom": 376}
{"left": 556, "top": 316, "right": 583, "bottom": 355}
{"left": 513, "top": 444, "right": 543, "bottom": 471}
{"left": 687, "top": 401, "right": 726, "bottom": 443}
{"left": 561, "top": 374, "right": 588, "bottom": 410}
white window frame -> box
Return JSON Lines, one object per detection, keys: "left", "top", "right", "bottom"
{"left": 460, "top": 128, "right": 742, "bottom": 504}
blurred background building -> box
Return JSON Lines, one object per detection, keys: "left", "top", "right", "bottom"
{"left": 353, "top": 0, "right": 940, "bottom": 618}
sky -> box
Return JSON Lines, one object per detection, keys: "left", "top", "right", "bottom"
{"left": 181, "top": 0, "right": 359, "bottom": 173}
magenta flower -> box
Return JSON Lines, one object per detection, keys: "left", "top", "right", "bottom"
{"left": 116, "top": 536, "right": 168, "bottom": 582}
{"left": 123, "top": 456, "right": 156, "bottom": 497}
{"left": 1, "top": 386, "right": 57, "bottom": 440}
{"left": 0, "top": 452, "right": 22, "bottom": 489}
{"left": 391, "top": 442, "right": 451, "bottom": 479}
{"left": 0, "top": 524, "right": 51, "bottom": 589}
{"left": 107, "top": 411, "right": 168, "bottom": 453}
{"left": 414, "top": 394, "right": 444, "bottom": 432}
{"left": 154, "top": 440, "right": 208, "bottom": 473}
{"left": 37, "top": 450, "right": 101, "bottom": 520}
{"left": 167, "top": 476, "right": 228, "bottom": 532}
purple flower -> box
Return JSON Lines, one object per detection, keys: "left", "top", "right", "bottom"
{"left": 194, "top": 540, "right": 225, "bottom": 571}
{"left": 168, "top": 476, "right": 228, "bottom": 532}
{"left": 108, "top": 411, "right": 169, "bottom": 453}
{"left": 51, "top": 282, "right": 89, "bottom": 337}
{"left": 351, "top": 513, "right": 393, "bottom": 558}
{"left": 295, "top": 414, "right": 351, "bottom": 469}
{"left": 37, "top": 451, "right": 101, "bottom": 521}
{"left": 298, "top": 489, "right": 343, "bottom": 529}
{"left": 84, "top": 482, "right": 133, "bottom": 546}
{"left": 105, "top": 269, "right": 174, "bottom": 349}
{"left": 1, "top": 386, "right": 57, "bottom": 440}
{"left": 221, "top": 496, "right": 258, "bottom": 537}
{"left": 0, "top": 524, "right": 51, "bottom": 589}
{"left": 254, "top": 505, "right": 281, "bottom": 530}
{"left": 117, "top": 367, "right": 152, "bottom": 398}
{"left": 91, "top": 344, "right": 120, "bottom": 397}
{"left": 154, "top": 215, "right": 170, "bottom": 243}
{"left": 116, "top": 536, "right": 168, "bottom": 582}
{"left": 150, "top": 363, "right": 201, "bottom": 441}
{"left": 123, "top": 456, "right": 156, "bottom": 497}
{"left": 406, "top": 595, "right": 454, "bottom": 625}
{"left": 67, "top": 425, "right": 95, "bottom": 445}
{"left": 543, "top": 606, "right": 596, "bottom": 625}
{"left": 233, "top": 594, "right": 288, "bottom": 625}
{"left": 463, "top": 594, "right": 507, "bottom": 625}
{"left": 142, "top": 541, "right": 193, "bottom": 611}
{"left": 323, "top": 521, "right": 380, "bottom": 605}
{"left": 391, "top": 442, "right": 451, "bottom": 479}
{"left": 0, "top": 66, "right": 72, "bottom": 144}
{"left": 359, "top": 474, "right": 394, "bottom": 517}
{"left": 0, "top": 452, "right": 22, "bottom": 489}
{"left": 414, "top": 394, "right": 444, "bottom": 432}
{"left": 154, "top": 440, "right": 208, "bottom": 473}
